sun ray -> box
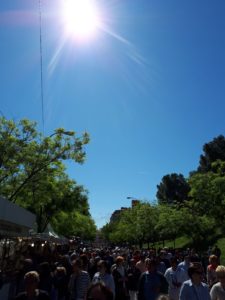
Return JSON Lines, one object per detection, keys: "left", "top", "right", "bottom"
{"left": 48, "top": 0, "right": 148, "bottom": 77}
{"left": 48, "top": 36, "right": 67, "bottom": 76}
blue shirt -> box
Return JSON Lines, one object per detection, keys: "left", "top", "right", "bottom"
{"left": 143, "top": 272, "right": 161, "bottom": 300}
{"left": 179, "top": 279, "right": 211, "bottom": 300}
{"left": 92, "top": 272, "right": 115, "bottom": 296}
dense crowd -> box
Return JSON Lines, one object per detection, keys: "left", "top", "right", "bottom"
{"left": 0, "top": 242, "right": 224, "bottom": 300}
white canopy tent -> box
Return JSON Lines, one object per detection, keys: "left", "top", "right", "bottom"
{"left": 30, "top": 224, "right": 69, "bottom": 243}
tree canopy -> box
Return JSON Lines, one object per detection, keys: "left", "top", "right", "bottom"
{"left": 198, "top": 135, "right": 225, "bottom": 172}
{"left": 156, "top": 173, "right": 190, "bottom": 205}
{"left": 101, "top": 135, "right": 225, "bottom": 250}
{"left": 0, "top": 117, "right": 96, "bottom": 238}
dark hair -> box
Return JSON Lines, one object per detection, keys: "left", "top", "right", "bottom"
{"left": 72, "top": 258, "right": 82, "bottom": 269}
{"left": 188, "top": 262, "right": 203, "bottom": 279}
{"left": 86, "top": 282, "right": 114, "bottom": 300}
{"left": 170, "top": 257, "right": 178, "bottom": 264}
{"left": 39, "top": 262, "right": 51, "bottom": 276}
{"left": 98, "top": 260, "right": 111, "bottom": 274}
{"left": 80, "top": 254, "right": 88, "bottom": 265}
{"left": 145, "top": 258, "right": 157, "bottom": 267}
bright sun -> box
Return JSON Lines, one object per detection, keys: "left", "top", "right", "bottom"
{"left": 63, "top": 0, "right": 101, "bottom": 41}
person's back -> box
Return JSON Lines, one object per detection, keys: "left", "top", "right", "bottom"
{"left": 38, "top": 262, "right": 53, "bottom": 296}
{"left": 69, "top": 259, "right": 90, "bottom": 300}
{"left": 164, "top": 257, "right": 186, "bottom": 300}
{"left": 86, "top": 282, "right": 114, "bottom": 300}
{"left": 15, "top": 290, "right": 50, "bottom": 300}
{"left": 54, "top": 266, "right": 68, "bottom": 300}
{"left": 92, "top": 260, "right": 115, "bottom": 297}
{"left": 136, "top": 256, "right": 146, "bottom": 274}
{"left": 210, "top": 265, "right": 225, "bottom": 300}
{"left": 138, "top": 258, "right": 168, "bottom": 300}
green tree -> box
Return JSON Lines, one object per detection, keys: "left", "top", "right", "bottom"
{"left": 108, "top": 208, "right": 137, "bottom": 245}
{"left": 14, "top": 165, "right": 90, "bottom": 232}
{"left": 52, "top": 211, "right": 97, "bottom": 240}
{"left": 156, "top": 173, "right": 190, "bottom": 205}
{"left": 0, "top": 117, "right": 91, "bottom": 233}
{"left": 198, "top": 135, "right": 225, "bottom": 172}
{"left": 189, "top": 161, "right": 225, "bottom": 230}
{"left": 0, "top": 117, "right": 89, "bottom": 202}
{"left": 135, "top": 202, "right": 159, "bottom": 247}
{"left": 100, "top": 222, "right": 116, "bottom": 243}
{"left": 181, "top": 207, "right": 216, "bottom": 249}
{"left": 104, "top": 202, "right": 159, "bottom": 248}
{"left": 155, "top": 205, "right": 184, "bottom": 246}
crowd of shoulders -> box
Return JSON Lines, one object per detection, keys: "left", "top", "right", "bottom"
{"left": 2, "top": 242, "right": 225, "bottom": 300}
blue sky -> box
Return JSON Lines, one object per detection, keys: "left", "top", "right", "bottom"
{"left": 1, "top": 0, "right": 225, "bottom": 227}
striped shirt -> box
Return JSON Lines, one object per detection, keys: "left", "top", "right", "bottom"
{"left": 69, "top": 271, "right": 90, "bottom": 300}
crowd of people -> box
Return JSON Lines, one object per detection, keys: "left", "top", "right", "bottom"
{"left": 1, "top": 242, "right": 224, "bottom": 300}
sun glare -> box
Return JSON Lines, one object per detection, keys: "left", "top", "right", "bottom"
{"left": 63, "top": 0, "right": 101, "bottom": 41}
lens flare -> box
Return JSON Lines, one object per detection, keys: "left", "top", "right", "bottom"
{"left": 63, "top": 0, "right": 101, "bottom": 41}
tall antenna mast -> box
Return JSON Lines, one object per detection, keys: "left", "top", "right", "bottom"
{"left": 38, "top": 0, "right": 45, "bottom": 134}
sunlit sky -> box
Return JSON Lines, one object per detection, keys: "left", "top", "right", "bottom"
{"left": 1, "top": 0, "right": 225, "bottom": 228}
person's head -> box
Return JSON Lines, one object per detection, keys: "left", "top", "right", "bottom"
{"left": 70, "top": 252, "right": 78, "bottom": 262}
{"left": 39, "top": 261, "right": 51, "bottom": 277}
{"left": 216, "top": 265, "right": 225, "bottom": 287}
{"left": 145, "top": 258, "right": 157, "bottom": 273}
{"left": 115, "top": 256, "right": 124, "bottom": 266}
{"left": 129, "top": 258, "right": 136, "bottom": 267}
{"left": 97, "top": 260, "right": 109, "bottom": 274}
{"left": 86, "top": 282, "right": 114, "bottom": 300}
{"left": 24, "top": 271, "right": 39, "bottom": 294}
{"left": 22, "top": 259, "right": 33, "bottom": 272}
{"left": 56, "top": 266, "right": 67, "bottom": 276}
{"left": 209, "top": 255, "right": 218, "bottom": 266}
{"left": 80, "top": 254, "right": 88, "bottom": 269}
{"left": 170, "top": 257, "right": 178, "bottom": 270}
{"left": 183, "top": 255, "right": 190, "bottom": 263}
{"left": 188, "top": 263, "right": 203, "bottom": 285}
{"left": 160, "top": 251, "right": 166, "bottom": 259}
{"left": 157, "top": 295, "right": 170, "bottom": 300}
{"left": 72, "top": 258, "right": 82, "bottom": 273}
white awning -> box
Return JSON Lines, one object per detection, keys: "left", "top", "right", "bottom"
{"left": 0, "top": 196, "right": 36, "bottom": 237}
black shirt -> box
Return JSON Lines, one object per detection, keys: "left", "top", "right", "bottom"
{"left": 15, "top": 289, "right": 50, "bottom": 300}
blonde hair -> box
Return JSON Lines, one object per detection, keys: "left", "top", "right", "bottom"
{"left": 216, "top": 265, "right": 225, "bottom": 278}
{"left": 24, "top": 271, "right": 39, "bottom": 283}
{"left": 115, "top": 256, "right": 124, "bottom": 264}
{"left": 56, "top": 266, "right": 67, "bottom": 275}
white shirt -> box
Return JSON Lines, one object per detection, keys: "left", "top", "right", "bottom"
{"left": 165, "top": 267, "right": 187, "bottom": 300}
{"left": 210, "top": 282, "right": 225, "bottom": 300}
